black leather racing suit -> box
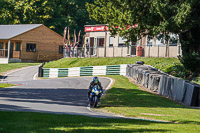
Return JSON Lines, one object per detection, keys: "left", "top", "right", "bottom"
{"left": 88, "top": 81, "right": 103, "bottom": 98}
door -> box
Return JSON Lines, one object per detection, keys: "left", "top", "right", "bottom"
{"left": 6, "top": 43, "right": 14, "bottom": 58}
{"left": 10, "top": 43, "right": 14, "bottom": 58}
{"left": 90, "top": 37, "right": 94, "bottom": 55}
{"left": 93, "top": 37, "right": 97, "bottom": 55}
{"left": 131, "top": 41, "right": 137, "bottom": 56}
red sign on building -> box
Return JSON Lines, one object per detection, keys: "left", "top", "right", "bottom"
{"left": 84, "top": 24, "right": 138, "bottom": 32}
{"left": 84, "top": 26, "right": 109, "bottom": 32}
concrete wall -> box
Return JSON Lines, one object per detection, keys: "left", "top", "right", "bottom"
{"left": 144, "top": 46, "right": 178, "bottom": 58}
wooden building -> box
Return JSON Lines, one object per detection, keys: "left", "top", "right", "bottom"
{"left": 0, "top": 24, "right": 63, "bottom": 64}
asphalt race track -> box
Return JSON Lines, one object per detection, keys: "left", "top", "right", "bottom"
{"left": 0, "top": 66, "right": 116, "bottom": 118}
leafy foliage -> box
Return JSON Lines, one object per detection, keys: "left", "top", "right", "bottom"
{"left": 86, "top": 0, "right": 191, "bottom": 41}
{"left": 86, "top": 0, "right": 200, "bottom": 74}
{"left": 0, "top": 0, "right": 96, "bottom": 35}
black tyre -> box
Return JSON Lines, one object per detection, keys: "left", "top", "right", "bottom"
{"left": 94, "top": 96, "right": 98, "bottom": 107}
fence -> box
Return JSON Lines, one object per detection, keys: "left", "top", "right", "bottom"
{"left": 63, "top": 45, "right": 182, "bottom": 58}
{"left": 126, "top": 64, "right": 200, "bottom": 107}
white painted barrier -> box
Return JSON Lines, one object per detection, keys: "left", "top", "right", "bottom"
{"left": 93, "top": 66, "right": 106, "bottom": 75}
{"left": 49, "top": 68, "right": 58, "bottom": 78}
{"left": 68, "top": 67, "right": 80, "bottom": 77}
{"left": 0, "top": 58, "right": 8, "bottom": 64}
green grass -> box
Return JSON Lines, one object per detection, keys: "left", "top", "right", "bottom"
{"left": 0, "top": 63, "right": 40, "bottom": 74}
{"left": 0, "top": 83, "right": 14, "bottom": 88}
{"left": 0, "top": 111, "right": 175, "bottom": 133}
{"left": 0, "top": 111, "right": 199, "bottom": 133}
{"left": 43, "top": 57, "right": 180, "bottom": 73}
{"left": 96, "top": 76, "right": 200, "bottom": 130}
{"left": 192, "top": 77, "right": 200, "bottom": 85}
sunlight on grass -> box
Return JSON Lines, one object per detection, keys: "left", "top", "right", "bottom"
{"left": 98, "top": 76, "right": 200, "bottom": 125}
{"left": 43, "top": 57, "right": 180, "bottom": 73}
{"left": 0, "top": 83, "right": 14, "bottom": 88}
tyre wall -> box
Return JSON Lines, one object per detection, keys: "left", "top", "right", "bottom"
{"left": 126, "top": 64, "right": 200, "bottom": 107}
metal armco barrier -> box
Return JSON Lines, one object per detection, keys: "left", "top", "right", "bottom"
{"left": 42, "top": 64, "right": 127, "bottom": 78}
{"left": 126, "top": 64, "right": 200, "bottom": 107}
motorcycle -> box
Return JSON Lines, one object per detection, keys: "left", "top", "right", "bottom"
{"left": 89, "top": 85, "right": 102, "bottom": 107}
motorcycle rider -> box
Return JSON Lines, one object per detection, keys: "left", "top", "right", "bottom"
{"left": 88, "top": 77, "right": 103, "bottom": 99}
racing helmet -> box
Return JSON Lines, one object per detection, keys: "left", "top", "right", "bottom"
{"left": 93, "top": 77, "right": 99, "bottom": 85}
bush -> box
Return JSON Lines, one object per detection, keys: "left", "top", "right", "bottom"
{"left": 179, "top": 52, "right": 200, "bottom": 77}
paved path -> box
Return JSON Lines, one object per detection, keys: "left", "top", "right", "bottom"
{"left": 0, "top": 65, "right": 39, "bottom": 82}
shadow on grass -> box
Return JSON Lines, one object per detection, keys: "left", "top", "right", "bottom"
{"left": 101, "top": 87, "right": 185, "bottom": 108}
{"left": 0, "top": 111, "right": 171, "bottom": 133}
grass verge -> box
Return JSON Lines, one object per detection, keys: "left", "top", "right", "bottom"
{"left": 44, "top": 57, "right": 180, "bottom": 74}
{"left": 0, "top": 111, "right": 177, "bottom": 133}
{"left": 0, "top": 83, "right": 14, "bottom": 88}
{"left": 96, "top": 75, "right": 200, "bottom": 131}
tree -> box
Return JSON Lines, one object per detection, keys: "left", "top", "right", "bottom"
{"left": 0, "top": 0, "right": 52, "bottom": 24}
{"left": 0, "top": 0, "right": 96, "bottom": 36}
{"left": 86, "top": 0, "right": 200, "bottom": 74}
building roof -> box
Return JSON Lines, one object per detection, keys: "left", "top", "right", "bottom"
{"left": 0, "top": 24, "right": 42, "bottom": 39}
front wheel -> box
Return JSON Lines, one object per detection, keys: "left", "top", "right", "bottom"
{"left": 94, "top": 96, "right": 98, "bottom": 107}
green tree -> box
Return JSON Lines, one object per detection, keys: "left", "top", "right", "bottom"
{"left": 0, "top": 0, "right": 96, "bottom": 36}
{"left": 0, "top": 0, "right": 52, "bottom": 24}
{"left": 86, "top": 0, "right": 200, "bottom": 75}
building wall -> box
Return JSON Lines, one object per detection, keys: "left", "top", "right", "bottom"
{"left": 142, "top": 37, "right": 179, "bottom": 58}
{"left": 86, "top": 32, "right": 131, "bottom": 57}
{"left": 11, "top": 25, "right": 63, "bottom": 62}
{"left": 86, "top": 29, "right": 179, "bottom": 58}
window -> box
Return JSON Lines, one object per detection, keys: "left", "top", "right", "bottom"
{"left": 97, "top": 37, "right": 104, "bottom": 47}
{"left": 147, "top": 37, "right": 153, "bottom": 46}
{"left": 6, "top": 43, "right": 14, "bottom": 48}
{"left": 155, "top": 36, "right": 165, "bottom": 46}
{"left": 109, "top": 36, "right": 114, "bottom": 47}
{"left": 26, "top": 43, "right": 36, "bottom": 52}
{"left": 169, "top": 34, "right": 178, "bottom": 46}
{"left": 118, "top": 36, "right": 127, "bottom": 47}
{"left": 59, "top": 45, "right": 63, "bottom": 54}
{"left": 16, "top": 42, "right": 21, "bottom": 51}
{"left": 0, "top": 42, "right": 3, "bottom": 49}
{"left": 155, "top": 33, "right": 179, "bottom": 46}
